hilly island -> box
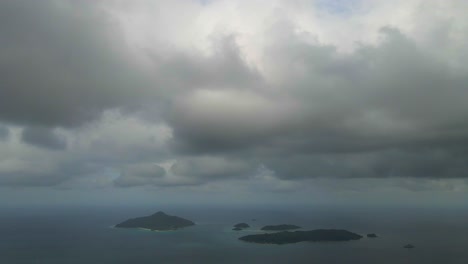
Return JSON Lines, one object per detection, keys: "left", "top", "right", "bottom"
{"left": 115, "top": 211, "right": 195, "bottom": 231}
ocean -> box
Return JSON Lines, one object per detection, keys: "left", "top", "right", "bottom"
{"left": 0, "top": 205, "right": 467, "bottom": 264}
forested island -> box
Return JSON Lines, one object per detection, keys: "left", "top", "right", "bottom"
{"left": 239, "top": 229, "right": 363, "bottom": 244}
{"left": 115, "top": 211, "right": 195, "bottom": 231}
{"left": 233, "top": 223, "right": 250, "bottom": 231}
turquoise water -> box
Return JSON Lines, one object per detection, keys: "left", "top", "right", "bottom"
{"left": 1, "top": 206, "right": 467, "bottom": 263}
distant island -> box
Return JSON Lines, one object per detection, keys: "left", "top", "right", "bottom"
{"left": 239, "top": 229, "right": 363, "bottom": 244}
{"left": 404, "top": 244, "right": 415, "bottom": 249}
{"left": 367, "top": 233, "right": 378, "bottom": 238}
{"left": 115, "top": 211, "right": 195, "bottom": 231}
{"left": 261, "top": 224, "right": 301, "bottom": 231}
{"left": 233, "top": 223, "right": 250, "bottom": 231}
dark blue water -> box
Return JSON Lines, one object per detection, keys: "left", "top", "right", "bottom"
{"left": 1, "top": 205, "right": 467, "bottom": 263}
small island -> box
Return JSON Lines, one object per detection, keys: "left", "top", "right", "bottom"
{"left": 115, "top": 211, "right": 195, "bottom": 231}
{"left": 234, "top": 223, "right": 250, "bottom": 228}
{"left": 261, "top": 224, "right": 301, "bottom": 231}
{"left": 367, "top": 233, "right": 378, "bottom": 238}
{"left": 239, "top": 229, "right": 363, "bottom": 244}
{"left": 233, "top": 223, "right": 250, "bottom": 231}
{"left": 404, "top": 244, "right": 415, "bottom": 249}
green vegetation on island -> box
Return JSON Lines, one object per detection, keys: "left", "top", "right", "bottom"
{"left": 239, "top": 229, "right": 363, "bottom": 244}
{"left": 115, "top": 211, "right": 195, "bottom": 231}
{"left": 233, "top": 223, "right": 250, "bottom": 230}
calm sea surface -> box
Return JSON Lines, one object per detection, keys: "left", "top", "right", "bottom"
{"left": 0, "top": 205, "right": 467, "bottom": 263}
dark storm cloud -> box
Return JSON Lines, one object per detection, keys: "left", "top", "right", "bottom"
{"left": 0, "top": 0, "right": 152, "bottom": 127}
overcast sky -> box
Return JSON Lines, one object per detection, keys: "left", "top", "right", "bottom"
{"left": 1, "top": 0, "right": 468, "bottom": 207}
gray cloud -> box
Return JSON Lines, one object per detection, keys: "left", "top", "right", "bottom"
{"left": 154, "top": 35, "right": 262, "bottom": 95}
{"left": 170, "top": 156, "right": 255, "bottom": 180}
{"left": 114, "top": 163, "right": 166, "bottom": 187}
{"left": 114, "top": 156, "right": 255, "bottom": 188}
{"left": 1, "top": 0, "right": 468, "bottom": 191}
{"left": 0, "top": 1, "right": 153, "bottom": 127}
{"left": 0, "top": 125, "right": 9, "bottom": 140}
{"left": 263, "top": 147, "right": 468, "bottom": 180}
{"left": 0, "top": 112, "right": 172, "bottom": 187}
{"left": 0, "top": 158, "right": 106, "bottom": 187}
{"left": 169, "top": 27, "right": 468, "bottom": 154}
{"left": 21, "top": 126, "right": 67, "bottom": 150}
{"left": 0, "top": 171, "right": 65, "bottom": 186}
{"left": 164, "top": 26, "right": 468, "bottom": 180}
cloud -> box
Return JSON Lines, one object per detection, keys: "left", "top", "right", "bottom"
{"left": 0, "top": 129, "right": 69, "bottom": 186}
{"left": 1, "top": 0, "right": 468, "bottom": 192}
{"left": 0, "top": 0, "right": 154, "bottom": 127}
{"left": 0, "top": 125, "right": 9, "bottom": 140}
{"left": 168, "top": 88, "right": 296, "bottom": 153}
{"left": 114, "top": 163, "right": 166, "bottom": 187}
{"left": 160, "top": 23, "right": 468, "bottom": 181}
{"left": 168, "top": 27, "right": 468, "bottom": 154}
{"left": 0, "top": 112, "right": 171, "bottom": 186}
{"left": 21, "top": 126, "right": 67, "bottom": 150}
{"left": 263, "top": 148, "right": 468, "bottom": 180}
{"left": 170, "top": 156, "right": 255, "bottom": 180}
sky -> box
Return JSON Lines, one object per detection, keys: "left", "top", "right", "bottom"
{"left": 1, "top": 0, "right": 468, "bottom": 208}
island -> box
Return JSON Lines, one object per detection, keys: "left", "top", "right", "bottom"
{"left": 367, "top": 233, "right": 378, "bottom": 238}
{"left": 404, "top": 244, "right": 415, "bottom": 249}
{"left": 261, "top": 224, "right": 301, "bottom": 231}
{"left": 239, "top": 229, "right": 363, "bottom": 244}
{"left": 115, "top": 211, "right": 195, "bottom": 231}
{"left": 233, "top": 223, "right": 250, "bottom": 231}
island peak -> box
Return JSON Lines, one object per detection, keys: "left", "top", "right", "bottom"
{"left": 152, "top": 211, "right": 168, "bottom": 216}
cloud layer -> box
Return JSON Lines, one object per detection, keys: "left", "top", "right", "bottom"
{"left": 1, "top": 0, "right": 467, "bottom": 191}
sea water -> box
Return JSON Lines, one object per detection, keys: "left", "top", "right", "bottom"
{"left": 0, "top": 205, "right": 467, "bottom": 264}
